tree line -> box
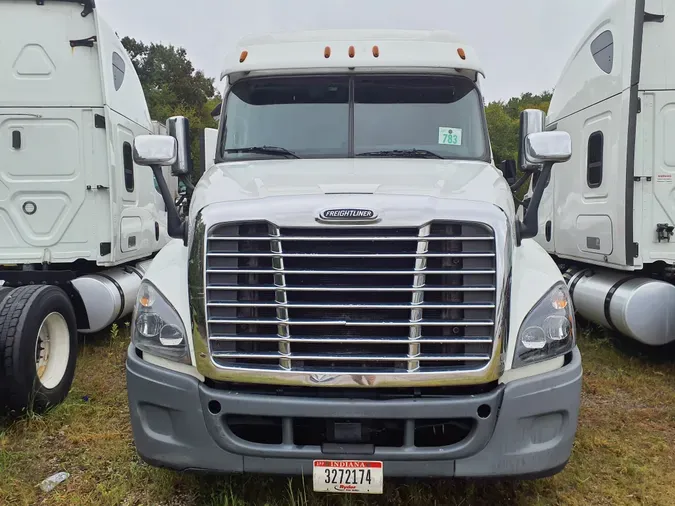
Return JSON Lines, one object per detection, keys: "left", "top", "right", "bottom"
{"left": 122, "top": 38, "right": 551, "bottom": 180}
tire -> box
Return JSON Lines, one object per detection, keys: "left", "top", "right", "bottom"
{"left": 0, "top": 285, "right": 78, "bottom": 414}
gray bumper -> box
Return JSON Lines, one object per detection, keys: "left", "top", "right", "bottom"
{"left": 126, "top": 346, "right": 582, "bottom": 479}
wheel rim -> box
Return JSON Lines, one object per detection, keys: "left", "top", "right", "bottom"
{"left": 34, "top": 312, "right": 70, "bottom": 390}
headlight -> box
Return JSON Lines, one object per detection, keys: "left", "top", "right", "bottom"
{"left": 131, "top": 281, "right": 190, "bottom": 364}
{"left": 513, "top": 282, "right": 576, "bottom": 368}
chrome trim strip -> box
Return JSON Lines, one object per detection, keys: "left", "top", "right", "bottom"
{"left": 409, "top": 224, "right": 430, "bottom": 372}
{"left": 269, "top": 224, "right": 291, "bottom": 370}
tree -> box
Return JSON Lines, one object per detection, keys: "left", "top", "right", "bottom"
{"left": 485, "top": 91, "right": 553, "bottom": 199}
{"left": 485, "top": 91, "right": 553, "bottom": 165}
{"left": 121, "top": 37, "right": 219, "bottom": 182}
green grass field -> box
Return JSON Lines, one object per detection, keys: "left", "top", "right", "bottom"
{"left": 1, "top": 322, "right": 674, "bottom": 506}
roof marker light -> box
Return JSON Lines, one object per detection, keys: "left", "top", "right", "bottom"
{"left": 348, "top": 45, "right": 355, "bottom": 58}
{"left": 239, "top": 50, "right": 248, "bottom": 63}
{"left": 457, "top": 48, "right": 466, "bottom": 60}
{"left": 324, "top": 46, "right": 331, "bottom": 58}
{"left": 372, "top": 45, "right": 380, "bottom": 58}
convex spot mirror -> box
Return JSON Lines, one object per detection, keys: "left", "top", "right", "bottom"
{"left": 132, "top": 135, "right": 178, "bottom": 166}
{"left": 524, "top": 131, "right": 572, "bottom": 165}
{"left": 518, "top": 109, "right": 546, "bottom": 172}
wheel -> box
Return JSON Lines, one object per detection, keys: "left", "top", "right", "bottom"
{"left": 0, "top": 285, "right": 78, "bottom": 414}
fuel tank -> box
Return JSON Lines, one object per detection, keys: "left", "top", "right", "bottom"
{"left": 71, "top": 260, "right": 152, "bottom": 334}
{"left": 565, "top": 268, "right": 675, "bottom": 346}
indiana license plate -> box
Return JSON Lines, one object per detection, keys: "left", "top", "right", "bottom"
{"left": 312, "top": 460, "right": 384, "bottom": 495}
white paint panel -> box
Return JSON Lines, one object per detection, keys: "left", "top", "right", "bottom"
{"left": 640, "top": 90, "right": 675, "bottom": 263}
{"left": 639, "top": 0, "right": 675, "bottom": 91}
{"left": 95, "top": 16, "right": 153, "bottom": 130}
{"left": 547, "top": 0, "right": 638, "bottom": 125}
{"left": 544, "top": 92, "right": 631, "bottom": 268}
{"left": 0, "top": 109, "right": 88, "bottom": 257}
{"left": 0, "top": 2, "right": 102, "bottom": 107}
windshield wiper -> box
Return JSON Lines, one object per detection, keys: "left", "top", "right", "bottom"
{"left": 224, "top": 146, "right": 300, "bottom": 159}
{"left": 356, "top": 149, "right": 445, "bottom": 160}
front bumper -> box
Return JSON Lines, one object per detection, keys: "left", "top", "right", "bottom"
{"left": 126, "top": 346, "right": 582, "bottom": 479}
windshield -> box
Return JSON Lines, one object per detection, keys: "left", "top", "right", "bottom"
{"left": 220, "top": 74, "right": 489, "bottom": 161}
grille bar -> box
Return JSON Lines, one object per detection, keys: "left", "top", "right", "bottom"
{"left": 211, "top": 352, "right": 492, "bottom": 362}
{"left": 209, "top": 236, "right": 493, "bottom": 242}
{"left": 207, "top": 252, "right": 496, "bottom": 259}
{"left": 209, "top": 336, "right": 494, "bottom": 344}
{"left": 206, "top": 269, "right": 496, "bottom": 275}
{"left": 207, "top": 286, "right": 496, "bottom": 293}
{"left": 208, "top": 319, "right": 494, "bottom": 327}
{"left": 207, "top": 302, "right": 496, "bottom": 310}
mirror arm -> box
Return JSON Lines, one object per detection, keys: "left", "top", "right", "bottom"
{"left": 151, "top": 164, "right": 186, "bottom": 245}
{"left": 510, "top": 173, "right": 530, "bottom": 193}
{"left": 517, "top": 161, "right": 553, "bottom": 244}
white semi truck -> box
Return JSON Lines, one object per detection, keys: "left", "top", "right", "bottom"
{"left": 527, "top": 0, "right": 675, "bottom": 345}
{"left": 0, "top": 0, "right": 180, "bottom": 413}
{"left": 125, "top": 30, "right": 583, "bottom": 488}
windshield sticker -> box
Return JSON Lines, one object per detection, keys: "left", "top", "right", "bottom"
{"left": 438, "top": 127, "right": 463, "bottom": 146}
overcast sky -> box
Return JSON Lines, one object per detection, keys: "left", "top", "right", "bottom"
{"left": 97, "top": 0, "right": 611, "bottom": 102}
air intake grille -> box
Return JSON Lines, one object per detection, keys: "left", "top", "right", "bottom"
{"left": 205, "top": 222, "right": 497, "bottom": 374}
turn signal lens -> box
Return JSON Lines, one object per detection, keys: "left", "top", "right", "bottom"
{"left": 239, "top": 50, "right": 248, "bottom": 63}
{"left": 457, "top": 48, "right": 466, "bottom": 60}
{"left": 324, "top": 46, "right": 331, "bottom": 58}
{"left": 348, "top": 45, "right": 355, "bottom": 58}
{"left": 372, "top": 45, "right": 380, "bottom": 57}
{"left": 551, "top": 288, "right": 569, "bottom": 310}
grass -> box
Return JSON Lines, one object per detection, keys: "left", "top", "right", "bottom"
{"left": 0, "top": 321, "right": 674, "bottom": 506}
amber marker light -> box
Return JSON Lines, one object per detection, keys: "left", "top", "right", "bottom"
{"left": 324, "top": 46, "right": 331, "bottom": 58}
{"left": 372, "top": 45, "right": 380, "bottom": 58}
{"left": 457, "top": 48, "right": 466, "bottom": 60}
{"left": 348, "top": 45, "right": 355, "bottom": 58}
{"left": 239, "top": 50, "right": 248, "bottom": 63}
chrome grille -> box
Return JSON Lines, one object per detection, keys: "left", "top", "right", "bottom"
{"left": 205, "top": 222, "right": 497, "bottom": 374}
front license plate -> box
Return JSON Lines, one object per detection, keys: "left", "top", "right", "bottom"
{"left": 312, "top": 460, "right": 383, "bottom": 495}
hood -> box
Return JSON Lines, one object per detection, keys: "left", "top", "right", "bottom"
{"left": 191, "top": 158, "right": 515, "bottom": 213}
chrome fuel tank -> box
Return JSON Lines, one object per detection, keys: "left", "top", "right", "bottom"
{"left": 566, "top": 268, "right": 675, "bottom": 346}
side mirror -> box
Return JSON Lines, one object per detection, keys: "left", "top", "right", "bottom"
{"left": 132, "top": 134, "right": 185, "bottom": 243}
{"left": 499, "top": 160, "right": 517, "bottom": 185}
{"left": 518, "top": 130, "right": 572, "bottom": 243}
{"left": 132, "top": 135, "right": 177, "bottom": 166}
{"left": 518, "top": 109, "right": 546, "bottom": 172}
{"left": 524, "top": 131, "right": 572, "bottom": 164}
{"left": 166, "top": 116, "right": 192, "bottom": 177}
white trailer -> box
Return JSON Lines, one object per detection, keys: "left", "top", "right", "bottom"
{"left": 0, "top": 0, "right": 180, "bottom": 413}
{"left": 526, "top": 0, "right": 675, "bottom": 345}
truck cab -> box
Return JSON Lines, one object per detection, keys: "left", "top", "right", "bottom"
{"left": 125, "top": 30, "right": 583, "bottom": 488}
{"left": 0, "top": 0, "right": 177, "bottom": 414}
{"left": 528, "top": 0, "right": 675, "bottom": 346}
